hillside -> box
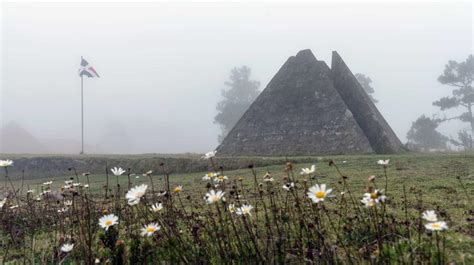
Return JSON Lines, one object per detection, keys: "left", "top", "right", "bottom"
{"left": 1, "top": 152, "right": 472, "bottom": 181}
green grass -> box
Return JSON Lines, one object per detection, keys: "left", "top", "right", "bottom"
{"left": 3, "top": 152, "right": 473, "bottom": 263}
{"left": 14, "top": 152, "right": 473, "bottom": 191}
{"left": 12, "top": 152, "right": 473, "bottom": 227}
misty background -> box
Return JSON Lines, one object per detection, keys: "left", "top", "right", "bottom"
{"left": 1, "top": 2, "right": 472, "bottom": 154}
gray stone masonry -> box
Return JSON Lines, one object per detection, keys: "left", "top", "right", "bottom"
{"left": 330, "top": 51, "right": 404, "bottom": 154}
{"left": 216, "top": 49, "right": 385, "bottom": 156}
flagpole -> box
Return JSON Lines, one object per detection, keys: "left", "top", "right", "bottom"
{"left": 81, "top": 71, "right": 84, "bottom": 155}
{"left": 79, "top": 56, "right": 98, "bottom": 155}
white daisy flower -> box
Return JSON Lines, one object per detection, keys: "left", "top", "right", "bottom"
{"left": 201, "top": 150, "right": 217, "bottom": 160}
{"left": 141, "top": 223, "right": 161, "bottom": 237}
{"left": 300, "top": 165, "right": 316, "bottom": 175}
{"left": 202, "top": 172, "right": 217, "bottom": 181}
{"left": 150, "top": 203, "right": 163, "bottom": 212}
{"left": 214, "top": 175, "right": 228, "bottom": 183}
{"left": 263, "top": 172, "right": 273, "bottom": 182}
{"left": 228, "top": 203, "right": 236, "bottom": 213}
{"left": 84, "top": 184, "right": 89, "bottom": 188}
{"left": 128, "top": 199, "right": 140, "bottom": 206}
{"left": 111, "top": 167, "right": 126, "bottom": 176}
{"left": 27, "top": 189, "right": 35, "bottom": 194}
{"left": 422, "top": 210, "right": 438, "bottom": 222}
{"left": 361, "top": 196, "right": 376, "bottom": 207}
{"left": 204, "top": 190, "right": 225, "bottom": 204}
{"left": 362, "top": 189, "right": 386, "bottom": 204}
{"left": 60, "top": 243, "right": 74, "bottom": 253}
{"left": 173, "top": 185, "right": 183, "bottom": 193}
{"left": 235, "top": 204, "right": 254, "bottom": 216}
{"left": 0, "top": 159, "right": 13, "bottom": 167}
{"left": 0, "top": 198, "right": 6, "bottom": 209}
{"left": 307, "top": 184, "right": 332, "bottom": 203}
{"left": 98, "top": 214, "right": 119, "bottom": 230}
{"left": 425, "top": 221, "right": 448, "bottom": 231}
{"left": 125, "top": 184, "right": 148, "bottom": 202}
{"left": 65, "top": 180, "right": 73, "bottom": 185}
{"left": 282, "top": 182, "right": 295, "bottom": 191}
{"left": 377, "top": 160, "right": 390, "bottom": 166}
{"left": 43, "top": 181, "right": 53, "bottom": 186}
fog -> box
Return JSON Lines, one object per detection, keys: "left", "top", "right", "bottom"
{"left": 1, "top": 2, "right": 472, "bottom": 154}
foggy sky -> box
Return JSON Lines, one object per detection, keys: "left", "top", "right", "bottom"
{"left": 1, "top": 2, "right": 472, "bottom": 154}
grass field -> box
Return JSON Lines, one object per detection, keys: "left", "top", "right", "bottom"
{"left": 1, "top": 152, "right": 473, "bottom": 263}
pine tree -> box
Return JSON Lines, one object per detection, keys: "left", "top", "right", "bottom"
{"left": 214, "top": 66, "right": 260, "bottom": 142}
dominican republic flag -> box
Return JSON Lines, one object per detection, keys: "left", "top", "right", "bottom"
{"left": 78, "top": 57, "right": 100, "bottom": 78}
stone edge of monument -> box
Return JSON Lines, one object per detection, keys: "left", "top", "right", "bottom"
{"left": 330, "top": 51, "right": 404, "bottom": 154}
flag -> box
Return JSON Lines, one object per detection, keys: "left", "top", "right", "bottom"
{"left": 78, "top": 57, "right": 100, "bottom": 78}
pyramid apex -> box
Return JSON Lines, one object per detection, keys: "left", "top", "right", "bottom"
{"left": 331, "top": 51, "right": 344, "bottom": 65}
{"left": 295, "top": 49, "right": 317, "bottom": 62}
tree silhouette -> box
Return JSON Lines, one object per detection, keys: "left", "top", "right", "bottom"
{"left": 407, "top": 115, "right": 448, "bottom": 151}
{"left": 433, "top": 55, "right": 473, "bottom": 150}
{"left": 355, "top": 73, "right": 378, "bottom": 103}
{"left": 214, "top": 66, "right": 260, "bottom": 143}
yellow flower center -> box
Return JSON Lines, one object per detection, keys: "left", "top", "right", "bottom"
{"left": 146, "top": 227, "right": 156, "bottom": 233}
{"left": 105, "top": 220, "right": 113, "bottom": 226}
{"left": 370, "top": 193, "right": 378, "bottom": 199}
{"left": 315, "top": 191, "right": 325, "bottom": 199}
{"left": 431, "top": 223, "right": 440, "bottom": 229}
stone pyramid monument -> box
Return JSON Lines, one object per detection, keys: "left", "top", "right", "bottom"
{"left": 216, "top": 49, "right": 403, "bottom": 156}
